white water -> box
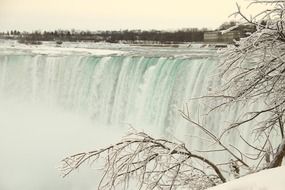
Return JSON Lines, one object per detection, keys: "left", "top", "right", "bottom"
{"left": 0, "top": 43, "right": 259, "bottom": 190}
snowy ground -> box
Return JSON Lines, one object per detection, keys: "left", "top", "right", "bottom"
{"left": 208, "top": 166, "right": 285, "bottom": 190}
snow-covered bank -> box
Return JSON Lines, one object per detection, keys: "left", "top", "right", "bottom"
{"left": 208, "top": 166, "right": 285, "bottom": 190}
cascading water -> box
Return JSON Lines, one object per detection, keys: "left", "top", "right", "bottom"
{"left": 0, "top": 52, "right": 220, "bottom": 136}
{"left": 0, "top": 43, "right": 258, "bottom": 190}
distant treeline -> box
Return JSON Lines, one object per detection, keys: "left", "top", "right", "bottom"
{"left": 0, "top": 22, "right": 255, "bottom": 44}
{"left": 99, "top": 29, "right": 206, "bottom": 43}
{"left": 0, "top": 28, "right": 206, "bottom": 44}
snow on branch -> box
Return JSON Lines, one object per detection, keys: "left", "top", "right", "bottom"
{"left": 207, "top": 0, "right": 285, "bottom": 171}
{"left": 59, "top": 132, "right": 225, "bottom": 190}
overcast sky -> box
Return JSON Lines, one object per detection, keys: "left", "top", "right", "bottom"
{"left": 0, "top": 0, "right": 265, "bottom": 31}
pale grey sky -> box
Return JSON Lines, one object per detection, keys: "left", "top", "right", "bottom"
{"left": 0, "top": 0, "right": 264, "bottom": 31}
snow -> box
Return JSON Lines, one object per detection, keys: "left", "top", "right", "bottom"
{"left": 0, "top": 40, "right": 218, "bottom": 58}
{"left": 208, "top": 166, "right": 285, "bottom": 190}
{"left": 30, "top": 46, "right": 123, "bottom": 55}
{"left": 0, "top": 43, "right": 124, "bottom": 56}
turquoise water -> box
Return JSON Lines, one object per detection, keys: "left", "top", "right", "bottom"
{"left": 0, "top": 54, "right": 218, "bottom": 137}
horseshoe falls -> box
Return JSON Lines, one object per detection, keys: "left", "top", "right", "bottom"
{"left": 0, "top": 43, "right": 248, "bottom": 190}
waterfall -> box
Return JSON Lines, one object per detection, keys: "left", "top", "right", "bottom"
{"left": 0, "top": 54, "right": 219, "bottom": 137}
{"left": 0, "top": 48, "right": 258, "bottom": 190}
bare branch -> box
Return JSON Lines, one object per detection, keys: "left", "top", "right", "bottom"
{"left": 60, "top": 132, "right": 226, "bottom": 189}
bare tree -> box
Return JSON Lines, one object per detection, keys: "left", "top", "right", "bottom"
{"left": 60, "top": 0, "right": 285, "bottom": 189}
{"left": 214, "top": 0, "right": 285, "bottom": 169}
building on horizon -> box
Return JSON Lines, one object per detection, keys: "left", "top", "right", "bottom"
{"left": 204, "top": 31, "right": 240, "bottom": 43}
